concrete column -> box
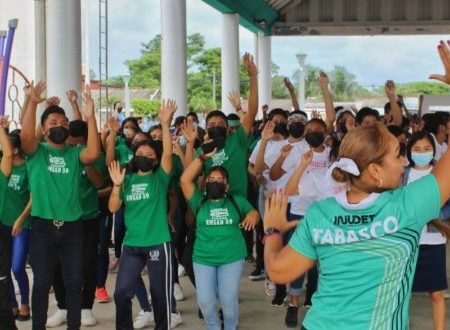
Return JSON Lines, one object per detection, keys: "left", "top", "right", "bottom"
{"left": 221, "top": 13, "right": 239, "bottom": 115}
{"left": 161, "top": 0, "right": 187, "bottom": 117}
{"left": 257, "top": 31, "right": 271, "bottom": 111}
{"left": 45, "top": 0, "right": 82, "bottom": 115}
{"left": 34, "top": 0, "right": 46, "bottom": 84}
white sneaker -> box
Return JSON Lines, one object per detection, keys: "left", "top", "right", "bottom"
{"left": 46, "top": 309, "right": 67, "bottom": 328}
{"left": 81, "top": 309, "right": 97, "bottom": 326}
{"left": 178, "top": 264, "right": 186, "bottom": 277}
{"left": 173, "top": 283, "right": 184, "bottom": 301}
{"left": 170, "top": 311, "right": 183, "bottom": 328}
{"left": 133, "top": 310, "right": 154, "bottom": 329}
{"left": 265, "top": 279, "right": 276, "bottom": 297}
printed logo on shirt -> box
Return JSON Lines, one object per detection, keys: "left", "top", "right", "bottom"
{"left": 127, "top": 154, "right": 133, "bottom": 162}
{"left": 313, "top": 216, "right": 399, "bottom": 245}
{"left": 48, "top": 156, "right": 69, "bottom": 174}
{"left": 126, "top": 183, "right": 149, "bottom": 201}
{"left": 206, "top": 208, "right": 234, "bottom": 226}
{"left": 211, "top": 149, "right": 229, "bottom": 166}
{"left": 309, "top": 160, "right": 327, "bottom": 169}
{"left": 8, "top": 174, "right": 21, "bottom": 191}
{"left": 149, "top": 250, "right": 159, "bottom": 261}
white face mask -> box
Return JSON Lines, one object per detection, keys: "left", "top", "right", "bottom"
{"left": 192, "top": 122, "right": 198, "bottom": 130}
{"left": 123, "top": 128, "right": 134, "bottom": 138}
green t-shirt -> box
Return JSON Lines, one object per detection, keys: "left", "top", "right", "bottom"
{"left": 196, "top": 126, "right": 249, "bottom": 198}
{"left": 289, "top": 174, "right": 441, "bottom": 330}
{"left": 115, "top": 136, "right": 133, "bottom": 166}
{"left": 120, "top": 166, "right": 171, "bottom": 247}
{"left": 80, "top": 153, "right": 107, "bottom": 220}
{"left": 1, "top": 163, "right": 30, "bottom": 228}
{"left": 187, "top": 188, "right": 254, "bottom": 266}
{"left": 169, "top": 154, "right": 183, "bottom": 189}
{"left": 27, "top": 142, "right": 84, "bottom": 222}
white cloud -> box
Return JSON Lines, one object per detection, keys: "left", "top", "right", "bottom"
{"left": 88, "top": 0, "right": 448, "bottom": 86}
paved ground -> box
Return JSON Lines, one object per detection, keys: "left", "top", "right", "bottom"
{"left": 16, "top": 246, "right": 450, "bottom": 330}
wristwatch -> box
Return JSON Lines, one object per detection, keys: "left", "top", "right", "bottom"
{"left": 265, "top": 227, "right": 280, "bottom": 235}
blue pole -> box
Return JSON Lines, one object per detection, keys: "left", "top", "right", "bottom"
{"left": 0, "top": 19, "right": 18, "bottom": 116}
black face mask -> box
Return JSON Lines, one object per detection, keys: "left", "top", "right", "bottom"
{"left": 117, "top": 107, "right": 123, "bottom": 112}
{"left": 339, "top": 122, "right": 348, "bottom": 134}
{"left": 304, "top": 132, "right": 325, "bottom": 148}
{"left": 48, "top": 126, "right": 69, "bottom": 144}
{"left": 288, "top": 122, "right": 305, "bottom": 139}
{"left": 273, "top": 123, "right": 288, "bottom": 137}
{"left": 205, "top": 181, "right": 226, "bottom": 200}
{"left": 134, "top": 156, "right": 156, "bottom": 172}
{"left": 207, "top": 126, "right": 227, "bottom": 150}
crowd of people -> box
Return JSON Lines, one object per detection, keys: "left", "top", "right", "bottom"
{"left": 0, "top": 42, "right": 450, "bottom": 330}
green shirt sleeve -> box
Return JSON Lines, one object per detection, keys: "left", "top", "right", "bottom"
{"left": 398, "top": 173, "right": 441, "bottom": 227}
{"left": 187, "top": 187, "right": 204, "bottom": 215}
{"left": 233, "top": 195, "right": 255, "bottom": 220}
{"left": 288, "top": 216, "right": 318, "bottom": 260}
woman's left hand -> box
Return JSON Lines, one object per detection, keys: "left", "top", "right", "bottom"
{"left": 241, "top": 211, "right": 259, "bottom": 231}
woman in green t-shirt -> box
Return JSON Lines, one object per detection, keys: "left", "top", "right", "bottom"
{"left": 1, "top": 130, "right": 31, "bottom": 321}
{"left": 180, "top": 149, "right": 259, "bottom": 330}
{"left": 108, "top": 100, "right": 177, "bottom": 330}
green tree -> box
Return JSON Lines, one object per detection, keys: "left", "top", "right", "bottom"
{"left": 329, "top": 66, "right": 358, "bottom": 101}
{"left": 272, "top": 62, "right": 289, "bottom": 99}
{"left": 131, "top": 99, "right": 161, "bottom": 116}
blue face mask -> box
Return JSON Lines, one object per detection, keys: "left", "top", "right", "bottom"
{"left": 179, "top": 135, "right": 186, "bottom": 147}
{"left": 411, "top": 151, "right": 434, "bottom": 167}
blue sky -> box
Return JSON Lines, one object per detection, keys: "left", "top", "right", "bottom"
{"left": 87, "top": 0, "right": 448, "bottom": 88}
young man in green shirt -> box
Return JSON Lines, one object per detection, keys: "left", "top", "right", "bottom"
{"left": 20, "top": 82, "right": 100, "bottom": 330}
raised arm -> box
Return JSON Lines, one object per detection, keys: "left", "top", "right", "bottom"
{"left": 284, "top": 77, "right": 300, "bottom": 110}
{"left": 429, "top": 40, "right": 450, "bottom": 206}
{"left": 241, "top": 53, "right": 258, "bottom": 135}
{"left": 20, "top": 81, "right": 46, "bottom": 155}
{"left": 264, "top": 191, "right": 315, "bottom": 284}
{"left": 319, "top": 72, "right": 335, "bottom": 129}
{"left": 180, "top": 119, "right": 198, "bottom": 167}
{"left": 180, "top": 158, "right": 204, "bottom": 200}
{"left": 66, "top": 90, "right": 82, "bottom": 121}
{"left": 254, "top": 122, "right": 274, "bottom": 175}
{"left": 105, "top": 117, "right": 119, "bottom": 167}
{"left": 79, "top": 86, "right": 100, "bottom": 165}
{"left": 158, "top": 99, "right": 177, "bottom": 174}
{"left": 0, "top": 117, "right": 13, "bottom": 177}
{"left": 284, "top": 151, "right": 313, "bottom": 196}
{"left": 108, "top": 161, "right": 125, "bottom": 213}
{"left": 385, "top": 80, "right": 402, "bottom": 126}
{"left": 269, "top": 144, "right": 292, "bottom": 181}
{"left": 19, "top": 84, "right": 31, "bottom": 125}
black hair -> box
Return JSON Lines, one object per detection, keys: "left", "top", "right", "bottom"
{"left": 186, "top": 112, "right": 199, "bottom": 122}
{"left": 68, "top": 120, "right": 88, "bottom": 139}
{"left": 307, "top": 118, "right": 327, "bottom": 131}
{"left": 40, "top": 105, "right": 67, "bottom": 126}
{"left": 290, "top": 110, "right": 308, "bottom": 119}
{"left": 205, "top": 166, "right": 229, "bottom": 184}
{"left": 121, "top": 117, "right": 141, "bottom": 137}
{"left": 148, "top": 124, "right": 162, "bottom": 135}
{"left": 267, "top": 108, "right": 288, "bottom": 121}
{"left": 226, "top": 113, "right": 240, "bottom": 121}
{"left": 174, "top": 116, "right": 186, "bottom": 127}
{"left": 423, "top": 113, "right": 446, "bottom": 135}
{"left": 383, "top": 101, "right": 403, "bottom": 114}
{"left": 387, "top": 125, "right": 404, "bottom": 137}
{"left": 113, "top": 101, "right": 123, "bottom": 109}
{"left": 334, "top": 106, "right": 344, "bottom": 113}
{"left": 406, "top": 131, "right": 436, "bottom": 166}
{"left": 206, "top": 110, "right": 228, "bottom": 127}
{"left": 127, "top": 140, "right": 162, "bottom": 173}
{"left": 9, "top": 130, "right": 21, "bottom": 150}
{"left": 355, "top": 107, "right": 380, "bottom": 125}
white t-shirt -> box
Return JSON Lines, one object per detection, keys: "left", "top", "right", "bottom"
{"left": 407, "top": 166, "right": 445, "bottom": 245}
{"left": 289, "top": 147, "right": 332, "bottom": 216}
{"left": 431, "top": 133, "right": 448, "bottom": 161}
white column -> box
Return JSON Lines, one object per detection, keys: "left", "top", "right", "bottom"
{"left": 45, "top": 0, "right": 81, "bottom": 116}
{"left": 83, "top": 0, "right": 90, "bottom": 85}
{"left": 257, "top": 31, "right": 271, "bottom": 111}
{"left": 34, "top": 0, "right": 46, "bottom": 84}
{"left": 161, "top": 0, "right": 187, "bottom": 117}
{"left": 221, "top": 13, "right": 239, "bottom": 115}
{"left": 299, "top": 69, "right": 306, "bottom": 111}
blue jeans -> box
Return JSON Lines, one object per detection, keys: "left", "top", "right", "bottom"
{"left": 193, "top": 260, "right": 244, "bottom": 330}
{"left": 3, "top": 225, "right": 30, "bottom": 308}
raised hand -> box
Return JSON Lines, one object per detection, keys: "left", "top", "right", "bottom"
{"left": 261, "top": 122, "right": 274, "bottom": 141}
{"left": 243, "top": 52, "right": 257, "bottom": 77}
{"left": 280, "top": 144, "right": 293, "bottom": 158}
{"left": 82, "top": 85, "right": 95, "bottom": 120}
{"left": 0, "top": 116, "right": 10, "bottom": 130}
{"left": 300, "top": 150, "right": 313, "bottom": 168}
{"left": 108, "top": 117, "right": 121, "bottom": 134}
{"left": 318, "top": 71, "right": 329, "bottom": 89}
{"left": 283, "top": 77, "right": 294, "bottom": 91}
{"left": 227, "top": 90, "right": 241, "bottom": 110}
{"left": 66, "top": 90, "right": 78, "bottom": 103}
{"left": 263, "top": 190, "right": 298, "bottom": 233}
{"left": 311, "top": 110, "right": 320, "bottom": 119}
{"left": 108, "top": 161, "right": 126, "bottom": 186}
{"left": 385, "top": 80, "right": 396, "bottom": 98}
{"left": 429, "top": 40, "right": 450, "bottom": 85}
{"left": 29, "top": 81, "right": 47, "bottom": 104}
{"left": 158, "top": 99, "right": 178, "bottom": 126}
{"left": 180, "top": 119, "right": 197, "bottom": 144}
{"left": 46, "top": 96, "right": 60, "bottom": 107}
